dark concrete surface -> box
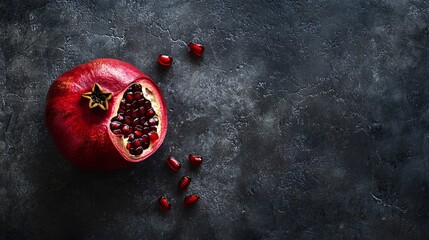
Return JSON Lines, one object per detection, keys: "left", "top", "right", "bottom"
{"left": 1, "top": 0, "right": 429, "bottom": 239}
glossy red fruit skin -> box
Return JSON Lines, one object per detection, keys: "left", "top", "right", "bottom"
{"left": 184, "top": 194, "right": 200, "bottom": 206}
{"left": 179, "top": 176, "right": 191, "bottom": 190}
{"left": 166, "top": 156, "right": 181, "bottom": 172}
{"left": 188, "top": 42, "right": 204, "bottom": 57}
{"left": 158, "top": 54, "right": 173, "bottom": 67}
{"left": 188, "top": 154, "right": 203, "bottom": 166}
{"left": 158, "top": 196, "right": 171, "bottom": 212}
{"left": 45, "top": 58, "right": 168, "bottom": 170}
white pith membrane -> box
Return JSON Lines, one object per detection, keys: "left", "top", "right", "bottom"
{"left": 109, "top": 82, "right": 164, "bottom": 160}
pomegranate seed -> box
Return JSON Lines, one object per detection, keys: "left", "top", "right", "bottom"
{"left": 184, "top": 194, "right": 200, "bottom": 206}
{"left": 129, "top": 148, "right": 136, "bottom": 155}
{"left": 116, "top": 114, "right": 124, "bottom": 121}
{"left": 124, "top": 116, "right": 132, "bottom": 125}
{"left": 131, "top": 84, "right": 142, "bottom": 92}
{"left": 138, "top": 106, "right": 146, "bottom": 115}
{"left": 142, "top": 126, "right": 150, "bottom": 134}
{"left": 110, "top": 121, "right": 122, "bottom": 130}
{"left": 132, "top": 117, "right": 139, "bottom": 126}
{"left": 148, "top": 117, "right": 159, "bottom": 126}
{"left": 149, "top": 131, "right": 159, "bottom": 142}
{"left": 179, "top": 176, "right": 191, "bottom": 190}
{"left": 134, "top": 91, "right": 143, "bottom": 100}
{"left": 134, "top": 146, "right": 143, "bottom": 155}
{"left": 166, "top": 156, "right": 181, "bottom": 172}
{"left": 125, "top": 92, "right": 134, "bottom": 102}
{"left": 188, "top": 154, "right": 203, "bottom": 166}
{"left": 132, "top": 139, "right": 142, "bottom": 147}
{"left": 158, "top": 54, "right": 173, "bottom": 67}
{"left": 142, "top": 135, "right": 149, "bottom": 143}
{"left": 134, "top": 130, "right": 143, "bottom": 137}
{"left": 131, "top": 100, "right": 138, "bottom": 109}
{"left": 131, "top": 109, "right": 139, "bottom": 118}
{"left": 118, "top": 108, "right": 125, "bottom": 114}
{"left": 121, "top": 124, "right": 130, "bottom": 134}
{"left": 138, "top": 99, "right": 145, "bottom": 107}
{"left": 188, "top": 42, "right": 204, "bottom": 57}
{"left": 126, "top": 142, "right": 131, "bottom": 150}
{"left": 146, "top": 108, "right": 155, "bottom": 118}
{"left": 144, "top": 100, "right": 151, "bottom": 109}
{"left": 158, "top": 196, "right": 171, "bottom": 212}
{"left": 113, "top": 129, "right": 121, "bottom": 135}
{"left": 128, "top": 133, "right": 135, "bottom": 141}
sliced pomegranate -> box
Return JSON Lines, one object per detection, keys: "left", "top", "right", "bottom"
{"left": 45, "top": 58, "right": 168, "bottom": 170}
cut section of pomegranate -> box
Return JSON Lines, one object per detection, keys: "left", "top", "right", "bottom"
{"left": 109, "top": 83, "right": 162, "bottom": 157}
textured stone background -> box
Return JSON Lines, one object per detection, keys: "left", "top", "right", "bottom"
{"left": 1, "top": 0, "right": 429, "bottom": 239}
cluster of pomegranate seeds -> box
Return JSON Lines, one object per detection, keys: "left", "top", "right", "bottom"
{"left": 158, "top": 196, "right": 171, "bottom": 212}
{"left": 109, "top": 83, "right": 159, "bottom": 156}
{"left": 184, "top": 194, "right": 200, "bottom": 206}
{"left": 158, "top": 54, "right": 173, "bottom": 67}
{"left": 158, "top": 154, "right": 203, "bottom": 212}
{"left": 178, "top": 176, "right": 191, "bottom": 190}
{"left": 166, "top": 156, "right": 181, "bottom": 172}
{"left": 188, "top": 42, "right": 204, "bottom": 57}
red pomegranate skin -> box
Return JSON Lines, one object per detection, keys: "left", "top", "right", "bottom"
{"left": 45, "top": 58, "right": 167, "bottom": 170}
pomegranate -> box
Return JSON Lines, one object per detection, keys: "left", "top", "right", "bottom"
{"left": 45, "top": 58, "right": 168, "bottom": 170}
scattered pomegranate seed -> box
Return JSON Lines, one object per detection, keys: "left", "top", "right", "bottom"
{"left": 179, "top": 176, "right": 191, "bottom": 190}
{"left": 184, "top": 194, "right": 200, "bottom": 206}
{"left": 188, "top": 42, "right": 204, "bottom": 57}
{"left": 188, "top": 154, "right": 203, "bottom": 166}
{"left": 158, "top": 54, "right": 173, "bottom": 67}
{"left": 166, "top": 156, "right": 181, "bottom": 172}
{"left": 158, "top": 196, "right": 171, "bottom": 212}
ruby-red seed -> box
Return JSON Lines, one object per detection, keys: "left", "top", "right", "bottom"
{"left": 179, "top": 176, "right": 191, "bottom": 190}
{"left": 188, "top": 154, "right": 203, "bottom": 166}
{"left": 167, "top": 156, "right": 181, "bottom": 172}
{"left": 149, "top": 131, "right": 159, "bottom": 142}
{"left": 188, "top": 42, "right": 204, "bottom": 57}
{"left": 184, "top": 194, "right": 200, "bottom": 206}
{"left": 158, "top": 54, "right": 173, "bottom": 67}
{"left": 158, "top": 196, "right": 171, "bottom": 212}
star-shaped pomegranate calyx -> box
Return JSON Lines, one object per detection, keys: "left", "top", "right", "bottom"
{"left": 81, "top": 83, "right": 112, "bottom": 110}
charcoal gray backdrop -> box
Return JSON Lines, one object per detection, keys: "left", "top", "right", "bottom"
{"left": 1, "top": 0, "right": 429, "bottom": 239}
